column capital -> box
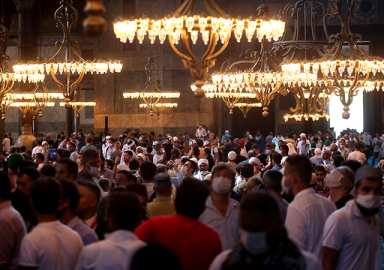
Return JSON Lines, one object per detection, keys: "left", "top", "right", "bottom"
{"left": 13, "top": 0, "right": 36, "bottom": 12}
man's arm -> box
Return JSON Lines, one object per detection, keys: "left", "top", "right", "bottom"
{"left": 322, "top": 247, "right": 340, "bottom": 270}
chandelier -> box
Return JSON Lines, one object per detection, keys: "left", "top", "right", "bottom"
{"left": 113, "top": 0, "right": 285, "bottom": 97}
{"left": 234, "top": 99, "right": 262, "bottom": 118}
{"left": 204, "top": 91, "right": 257, "bottom": 114}
{"left": 59, "top": 90, "right": 95, "bottom": 117}
{"left": 12, "top": 0, "right": 122, "bottom": 108}
{"left": 123, "top": 57, "right": 179, "bottom": 118}
{"left": 281, "top": 0, "right": 384, "bottom": 119}
{"left": 10, "top": 101, "right": 55, "bottom": 119}
{"left": 277, "top": 0, "right": 333, "bottom": 121}
{"left": 0, "top": 92, "right": 13, "bottom": 120}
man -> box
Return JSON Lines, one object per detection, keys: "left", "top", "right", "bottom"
{"left": 263, "top": 170, "right": 288, "bottom": 221}
{"left": 67, "top": 142, "right": 78, "bottom": 162}
{"left": 114, "top": 150, "right": 133, "bottom": 173}
{"left": 19, "top": 177, "right": 83, "bottom": 270}
{"left": 221, "top": 130, "right": 231, "bottom": 145}
{"left": 152, "top": 145, "right": 165, "bottom": 165}
{"left": 249, "top": 157, "right": 262, "bottom": 176}
{"left": 76, "top": 181, "right": 102, "bottom": 239}
{"left": 56, "top": 158, "right": 78, "bottom": 181}
{"left": 272, "top": 133, "right": 285, "bottom": 149}
{"left": 280, "top": 144, "right": 289, "bottom": 164}
{"left": 147, "top": 173, "right": 175, "bottom": 218}
{"left": 135, "top": 178, "right": 222, "bottom": 270}
{"left": 297, "top": 133, "right": 309, "bottom": 155}
{"left": 226, "top": 151, "right": 237, "bottom": 172}
{"left": 233, "top": 163, "right": 253, "bottom": 195}
{"left": 322, "top": 166, "right": 382, "bottom": 270}
{"left": 326, "top": 166, "right": 355, "bottom": 209}
{"left": 284, "top": 155, "right": 336, "bottom": 258}
{"left": 114, "top": 170, "right": 137, "bottom": 188}
{"left": 195, "top": 158, "right": 211, "bottom": 181}
{"left": 0, "top": 172, "right": 27, "bottom": 270}
{"left": 31, "top": 140, "right": 43, "bottom": 158}
{"left": 209, "top": 192, "right": 321, "bottom": 270}
{"left": 109, "top": 141, "right": 122, "bottom": 162}
{"left": 347, "top": 133, "right": 357, "bottom": 151}
{"left": 224, "top": 137, "right": 236, "bottom": 160}
{"left": 338, "top": 139, "right": 351, "bottom": 160}
{"left": 254, "top": 131, "right": 265, "bottom": 154}
{"left": 77, "top": 149, "right": 101, "bottom": 182}
{"left": 98, "top": 156, "right": 114, "bottom": 184}
{"left": 58, "top": 180, "right": 98, "bottom": 246}
{"left": 80, "top": 137, "right": 96, "bottom": 154}
{"left": 200, "top": 163, "right": 240, "bottom": 250}
{"left": 77, "top": 191, "right": 146, "bottom": 270}
{"left": 271, "top": 153, "right": 283, "bottom": 171}
{"left": 17, "top": 167, "right": 40, "bottom": 198}
{"left": 2, "top": 133, "right": 10, "bottom": 155}
{"left": 347, "top": 142, "right": 367, "bottom": 165}
{"left": 265, "top": 132, "right": 274, "bottom": 145}
{"left": 322, "top": 150, "right": 335, "bottom": 171}
{"left": 372, "top": 132, "right": 382, "bottom": 166}
{"left": 104, "top": 138, "right": 115, "bottom": 160}
{"left": 196, "top": 124, "right": 207, "bottom": 139}
{"left": 140, "top": 161, "right": 157, "bottom": 199}
{"left": 314, "top": 165, "right": 327, "bottom": 188}
{"left": 20, "top": 146, "right": 33, "bottom": 161}
{"left": 362, "top": 129, "right": 372, "bottom": 159}
{"left": 204, "top": 147, "right": 216, "bottom": 171}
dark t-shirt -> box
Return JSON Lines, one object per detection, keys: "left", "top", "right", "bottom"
{"left": 235, "top": 155, "right": 247, "bottom": 164}
{"left": 163, "top": 144, "right": 173, "bottom": 161}
{"left": 335, "top": 194, "right": 354, "bottom": 209}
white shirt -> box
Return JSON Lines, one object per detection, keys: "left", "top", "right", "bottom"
{"left": 2, "top": 138, "right": 10, "bottom": 151}
{"left": 142, "top": 182, "right": 154, "bottom": 199}
{"left": 117, "top": 163, "right": 130, "bottom": 172}
{"left": 322, "top": 200, "right": 381, "bottom": 270}
{"left": 309, "top": 154, "right": 322, "bottom": 165}
{"left": 209, "top": 248, "right": 322, "bottom": 270}
{"left": 195, "top": 171, "right": 211, "bottom": 181}
{"left": 76, "top": 230, "right": 146, "bottom": 270}
{"left": 31, "top": 145, "right": 42, "bottom": 155}
{"left": 200, "top": 196, "right": 240, "bottom": 250}
{"left": 297, "top": 140, "right": 309, "bottom": 155}
{"left": 195, "top": 128, "right": 207, "bottom": 139}
{"left": 347, "top": 151, "right": 367, "bottom": 162}
{"left": 70, "top": 151, "right": 78, "bottom": 162}
{"left": 153, "top": 153, "right": 163, "bottom": 165}
{"left": 285, "top": 188, "right": 336, "bottom": 259}
{"left": 0, "top": 201, "right": 27, "bottom": 270}
{"left": 19, "top": 220, "right": 84, "bottom": 270}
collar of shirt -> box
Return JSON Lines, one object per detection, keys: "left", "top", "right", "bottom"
{"left": 347, "top": 200, "right": 380, "bottom": 227}
{"left": 153, "top": 197, "right": 173, "bottom": 202}
{"left": 104, "top": 229, "right": 139, "bottom": 242}
{"left": 35, "top": 220, "right": 61, "bottom": 228}
{"left": 205, "top": 195, "right": 238, "bottom": 218}
{"left": 84, "top": 215, "right": 97, "bottom": 228}
{"left": 294, "top": 187, "right": 316, "bottom": 201}
{"left": 67, "top": 216, "right": 81, "bottom": 229}
{"left": 0, "top": 200, "right": 12, "bottom": 211}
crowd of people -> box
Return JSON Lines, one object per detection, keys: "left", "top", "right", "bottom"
{"left": 1, "top": 125, "right": 384, "bottom": 270}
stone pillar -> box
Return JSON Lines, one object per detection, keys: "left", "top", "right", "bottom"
{"left": 13, "top": 0, "right": 37, "bottom": 135}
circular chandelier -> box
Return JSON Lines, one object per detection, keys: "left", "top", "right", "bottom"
{"left": 281, "top": 0, "right": 384, "bottom": 119}
{"left": 113, "top": 0, "right": 285, "bottom": 97}
{"left": 204, "top": 91, "right": 257, "bottom": 114}
{"left": 123, "top": 57, "right": 179, "bottom": 118}
{"left": 59, "top": 94, "right": 96, "bottom": 118}
{"left": 10, "top": 101, "right": 55, "bottom": 119}
{"left": 12, "top": 0, "right": 122, "bottom": 109}
{"left": 234, "top": 99, "right": 262, "bottom": 118}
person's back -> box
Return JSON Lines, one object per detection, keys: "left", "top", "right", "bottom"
{"left": 77, "top": 191, "right": 146, "bottom": 270}
{"left": 147, "top": 173, "right": 175, "bottom": 218}
{"left": 19, "top": 177, "right": 83, "bottom": 270}
{"left": 135, "top": 178, "right": 222, "bottom": 270}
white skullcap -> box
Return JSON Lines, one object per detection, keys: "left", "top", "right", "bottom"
{"left": 300, "top": 133, "right": 306, "bottom": 138}
{"left": 106, "top": 136, "right": 112, "bottom": 140}
{"left": 228, "top": 151, "right": 237, "bottom": 161}
{"left": 198, "top": 158, "right": 209, "bottom": 166}
{"left": 326, "top": 169, "right": 344, "bottom": 188}
{"left": 153, "top": 141, "right": 159, "bottom": 146}
{"left": 249, "top": 157, "right": 261, "bottom": 165}
{"left": 203, "top": 141, "right": 210, "bottom": 146}
{"left": 42, "top": 141, "right": 48, "bottom": 145}
{"left": 173, "top": 136, "right": 178, "bottom": 142}
{"left": 190, "top": 158, "right": 198, "bottom": 164}
{"left": 225, "top": 130, "right": 229, "bottom": 134}
{"left": 315, "top": 148, "right": 321, "bottom": 155}
{"left": 137, "top": 153, "right": 146, "bottom": 161}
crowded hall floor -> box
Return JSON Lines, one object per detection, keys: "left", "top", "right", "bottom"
{"left": 1, "top": 127, "right": 384, "bottom": 270}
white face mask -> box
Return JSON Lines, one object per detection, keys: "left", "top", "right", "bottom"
{"left": 265, "top": 150, "right": 271, "bottom": 155}
{"left": 212, "top": 176, "right": 232, "bottom": 194}
{"left": 200, "top": 170, "right": 209, "bottom": 176}
{"left": 281, "top": 176, "right": 292, "bottom": 195}
{"left": 88, "top": 166, "right": 99, "bottom": 177}
{"left": 180, "top": 165, "right": 189, "bottom": 176}
{"left": 240, "top": 229, "right": 269, "bottom": 255}
{"left": 356, "top": 194, "right": 381, "bottom": 209}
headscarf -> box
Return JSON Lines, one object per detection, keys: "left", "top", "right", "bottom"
{"left": 287, "top": 143, "right": 297, "bottom": 156}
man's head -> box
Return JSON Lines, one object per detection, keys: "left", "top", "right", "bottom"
{"left": 198, "top": 158, "right": 209, "bottom": 172}
{"left": 115, "top": 170, "right": 137, "bottom": 187}
{"left": 227, "top": 151, "right": 237, "bottom": 162}
{"left": 279, "top": 145, "right": 289, "bottom": 156}
{"left": 211, "top": 162, "right": 236, "bottom": 195}
{"left": 125, "top": 184, "right": 148, "bottom": 216}
{"left": 83, "top": 149, "right": 101, "bottom": 177}
{"left": 262, "top": 170, "right": 283, "bottom": 193}
{"left": 59, "top": 180, "right": 80, "bottom": 216}
{"left": 322, "top": 150, "right": 331, "bottom": 161}
{"left": 56, "top": 158, "right": 78, "bottom": 181}
{"left": 239, "top": 191, "right": 281, "bottom": 255}
{"left": 326, "top": 166, "right": 354, "bottom": 194}
{"left": 153, "top": 173, "right": 173, "bottom": 197}
{"left": 18, "top": 167, "right": 40, "bottom": 198}
{"left": 123, "top": 150, "right": 133, "bottom": 163}
{"left": 30, "top": 177, "right": 62, "bottom": 215}
{"left": 106, "top": 191, "right": 142, "bottom": 232}
{"left": 245, "top": 176, "right": 263, "bottom": 193}
{"left": 272, "top": 153, "right": 282, "bottom": 166}
{"left": 249, "top": 157, "right": 262, "bottom": 173}
{"left": 239, "top": 163, "right": 254, "bottom": 180}
{"left": 76, "top": 181, "right": 100, "bottom": 218}
{"left": 355, "top": 142, "right": 363, "bottom": 152}
{"left": 67, "top": 142, "right": 76, "bottom": 153}
{"left": 175, "top": 178, "right": 210, "bottom": 219}
{"left": 35, "top": 153, "right": 44, "bottom": 164}
{"left": 140, "top": 161, "right": 157, "bottom": 181}
{"left": 354, "top": 166, "right": 383, "bottom": 216}
{"left": 283, "top": 155, "right": 312, "bottom": 196}
{"left": 314, "top": 165, "right": 326, "bottom": 182}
